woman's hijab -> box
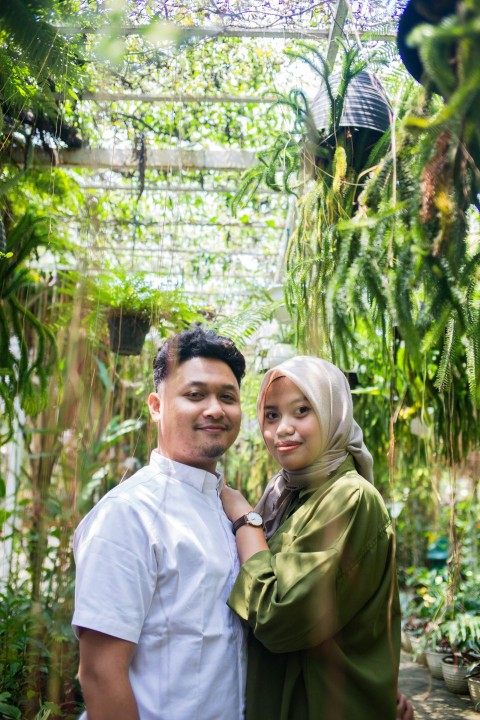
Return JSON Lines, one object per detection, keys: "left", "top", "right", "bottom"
{"left": 255, "top": 355, "right": 374, "bottom": 539}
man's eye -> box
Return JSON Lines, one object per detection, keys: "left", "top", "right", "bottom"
{"left": 187, "top": 392, "right": 202, "bottom": 399}
{"left": 222, "top": 394, "right": 236, "bottom": 403}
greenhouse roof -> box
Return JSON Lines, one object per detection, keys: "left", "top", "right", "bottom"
{"left": 1, "top": 0, "right": 403, "bottom": 313}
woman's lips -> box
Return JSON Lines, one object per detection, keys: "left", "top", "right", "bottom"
{"left": 276, "top": 442, "right": 301, "bottom": 453}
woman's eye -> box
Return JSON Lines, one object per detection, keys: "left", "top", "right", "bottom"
{"left": 265, "top": 411, "right": 279, "bottom": 421}
{"left": 297, "top": 406, "right": 310, "bottom": 416}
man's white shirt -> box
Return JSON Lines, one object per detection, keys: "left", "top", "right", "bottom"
{"left": 72, "top": 451, "right": 247, "bottom": 720}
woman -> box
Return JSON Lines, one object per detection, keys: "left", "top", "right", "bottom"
{"left": 221, "top": 356, "right": 409, "bottom": 720}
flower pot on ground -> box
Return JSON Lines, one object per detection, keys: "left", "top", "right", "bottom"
{"left": 401, "top": 628, "right": 412, "bottom": 653}
{"left": 409, "top": 635, "right": 427, "bottom": 667}
{"left": 425, "top": 649, "right": 450, "bottom": 680}
{"left": 467, "top": 662, "right": 480, "bottom": 711}
{"left": 401, "top": 617, "right": 428, "bottom": 664}
{"left": 441, "top": 655, "right": 469, "bottom": 694}
{"left": 468, "top": 677, "right": 480, "bottom": 712}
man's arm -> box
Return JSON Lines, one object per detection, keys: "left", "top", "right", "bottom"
{"left": 78, "top": 628, "right": 139, "bottom": 720}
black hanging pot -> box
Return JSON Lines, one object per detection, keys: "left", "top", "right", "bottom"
{"left": 107, "top": 310, "right": 150, "bottom": 356}
{"left": 397, "top": 0, "right": 458, "bottom": 92}
{"left": 310, "top": 70, "right": 391, "bottom": 172}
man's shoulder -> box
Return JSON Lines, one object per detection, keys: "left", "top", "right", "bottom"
{"left": 78, "top": 463, "right": 165, "bottom": 526}
{"left": 108, "top": 462, "right": 159, "bottom": 497}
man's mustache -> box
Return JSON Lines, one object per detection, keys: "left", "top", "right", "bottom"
{"left": 193, "top": 422, "right": 232, "bottom": 431}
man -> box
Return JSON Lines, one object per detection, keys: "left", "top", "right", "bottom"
{"left": 72, "top": 326, "right": 247, "bottom": 720}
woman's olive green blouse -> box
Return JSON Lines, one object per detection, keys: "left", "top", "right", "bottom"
{"left": 228, "top": 458, "right": 400, "bottom": 720}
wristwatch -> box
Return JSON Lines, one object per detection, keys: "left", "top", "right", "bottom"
{"left": 232, "top": 511, "right": 263, "bottom": 535}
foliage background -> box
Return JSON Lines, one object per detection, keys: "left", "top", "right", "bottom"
{"left": 0, "top": 1, "right": 479, "bottom": 717}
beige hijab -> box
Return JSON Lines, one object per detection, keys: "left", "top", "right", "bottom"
{"left": 255, "top": 355, "right": 374, "bottom": 539}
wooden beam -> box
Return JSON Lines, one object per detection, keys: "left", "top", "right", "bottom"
{"left": 1, "top": 147, "right": 257, "bottom": 171}
{"left": 79, "top": 183, "right": 280, "bottom": 195}
{"left": 83, "top": 92, "right": 277, "bottom": 104}
{"left": 326, "top": 0, "right": 349, "bottom": 69}
{"left": 57, "top": 24, "right": 330, "bottom": 40}
{"left": 56, "top": 24, "right": 394, "bottom": 42}
{"left": 88, "top": 246, "right": 276, "bottom": 258}
{"left": 77, "top": 219, "right": 284, "bottom": 229}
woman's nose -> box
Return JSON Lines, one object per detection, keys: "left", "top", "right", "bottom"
{"left": 277, "top": 417, "right": 294, "bottom": 436}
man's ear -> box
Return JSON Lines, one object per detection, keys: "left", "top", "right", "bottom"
{"left": 148, "top": 392, "right": 161, "bottom": 421}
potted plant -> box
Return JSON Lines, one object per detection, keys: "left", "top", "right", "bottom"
{"left": 401, "top": 567, "right": 450, "bottom": 668}
{"left": 423, "top": 636, "right": 452, "bottom": 681}
{"left": 467, "top": 660, "right": 480, "bottom": 712}
{"left": 89, "top": 269, "right": 200, "bottom": 355}
{"left": 440, "top": 616, "right": 480, "bottom": 694}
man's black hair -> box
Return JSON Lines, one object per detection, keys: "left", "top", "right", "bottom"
{"left": 153, "top": 325, "right": 246, "bottom": 391}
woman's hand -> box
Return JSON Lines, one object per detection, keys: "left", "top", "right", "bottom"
{"left": 221, "top": 485, "right": 269, "bottom": 563}
{"left": 396, "top": 692, "right": 414, "bottom": 720}
{"left": 220, "top": 484, "right": 253, "bottom": 522}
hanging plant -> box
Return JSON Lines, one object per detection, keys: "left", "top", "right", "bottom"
{"left": 88, "top": 268, "right": 201, "bottom": 355}
{"left": 231, "top": 44, "right": 392, "bottom": 355}
{"left": 0, "top": 210, "right": 57, "bottom": 442}
{"left": 398, "top": 0, "right": 480, "bottom": 209}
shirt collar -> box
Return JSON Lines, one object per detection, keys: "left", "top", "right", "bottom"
{"left": 150, "top": 450, "right": 223, "bottom": 494}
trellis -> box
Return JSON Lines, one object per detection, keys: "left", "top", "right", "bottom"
{"left": 0, "top": 0, "right": 397, "bottom": 309}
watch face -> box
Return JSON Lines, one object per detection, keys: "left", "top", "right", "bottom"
{"left": 246, "top": 511, "right": 263, "bottom": 527}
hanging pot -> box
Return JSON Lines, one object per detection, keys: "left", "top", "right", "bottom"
{"left": 397, "top": 0, "right": 458, "bottom": 92}
{"left": 310, "top": 70, "right": 391, "bottom": 172}
{"left": 107, "top": 310, "right": 150, "bottom": 356}
{"left": 311, "top": 70, "right": 391, "bottom": 135}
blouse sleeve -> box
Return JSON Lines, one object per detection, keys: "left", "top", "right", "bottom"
{"left": 227, "top": 477, "right": 392, "bottom": 654}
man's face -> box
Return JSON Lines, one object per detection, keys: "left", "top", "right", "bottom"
{"left": 148, "top": 356, "right": 242, "bottom": 472}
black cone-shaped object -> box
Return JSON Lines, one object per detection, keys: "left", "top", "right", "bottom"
{"left": 310, "top": 70, "right": 391, "bottom": 173}
{"left": 397, "top": 0, "right": 458, "bottom": 89}
{"left": 311, "top": 70, "right": 391, "bottom": 135}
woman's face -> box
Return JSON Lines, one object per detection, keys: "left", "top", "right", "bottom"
{"left": 262, "top": 376, "right": 323, "bottom": 471}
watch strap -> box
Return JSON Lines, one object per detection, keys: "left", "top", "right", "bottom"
{"left": 232, "top": 512, "right": 263, "bottom": 535}
{"left": 232, "top": 515, "right": 248, "bottom": 535}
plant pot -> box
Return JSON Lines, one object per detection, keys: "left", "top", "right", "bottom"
{"left": 441, "top": 655, "right": 469, "bottom": 694}
{"left": 410, "top": 635, "right": 427, "bottom": 666}
{"left": 401, "top": 629, "right": 413, "bottom": 652}
{"left": 107, "top": 311, "right": 150, "bottom": 356}
{"left": 425, "top": 649, "right": 449, "bottom": 680}
{"left": 397, "top": 0, "right": 457, "bottom": 91}
{"left": 468, "top": 677, "right": 480, "bottom": 712}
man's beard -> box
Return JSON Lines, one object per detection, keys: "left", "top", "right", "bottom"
{"left": 199, "top": 442, "right": 227, "bottom": 459}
